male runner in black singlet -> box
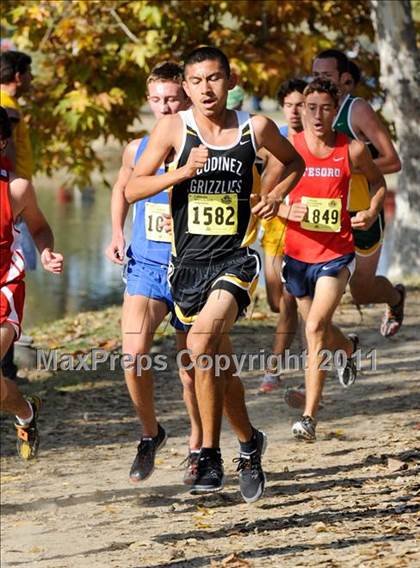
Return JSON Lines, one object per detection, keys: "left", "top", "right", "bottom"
{"left": 126, "top": 47, "right": 304, "bottom": 501}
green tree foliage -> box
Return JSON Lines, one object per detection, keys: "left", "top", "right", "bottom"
{"left": 2, "top": 0, "right": 376, "bottom": 183}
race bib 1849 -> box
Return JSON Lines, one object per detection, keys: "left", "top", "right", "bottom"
{"left": 145, "top": 202, "right": 171, "bottom": 242}
{"left": 188, "top": 194, "right": 238, "bottom": 235}
{"left": 300, "top": 196, "right": 342, "bottom": 232}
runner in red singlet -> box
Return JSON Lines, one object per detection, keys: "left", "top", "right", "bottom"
{"left": 278, "top": 80, "right": 387, "bottom": 441}
{"left": 0, "top": 107, "right": 63, "bottom": 460}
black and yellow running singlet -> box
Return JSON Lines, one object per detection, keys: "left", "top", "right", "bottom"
{"left": 167, "top": 109, "right": 260, "bottom": 262}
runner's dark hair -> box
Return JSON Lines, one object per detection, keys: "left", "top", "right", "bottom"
{"left": 0, "top": 51, "right": 32, "bottom": 84}
{"left": 316, "top": 49, "right": 349, "bottom": 76}
{"left": 184, "top": 46, "right": 230, "bottom": 78}
{"left": 304, "top": 79, "right": 340, "bottom": 107}
{"left": 277, "top": 78, "right": 307, "bottom": 106}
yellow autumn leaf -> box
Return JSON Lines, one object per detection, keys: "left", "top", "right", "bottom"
{"left": 1, "top": 475, "right": 22, "bottom": 482}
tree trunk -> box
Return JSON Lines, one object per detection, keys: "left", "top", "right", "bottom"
{"left": 370, "top": 0, "right": 420, "bottom": 279}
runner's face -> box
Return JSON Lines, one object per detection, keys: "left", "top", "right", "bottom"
{"left": 342, "top": 76, "right": 356, "bottom": 95}
{"left": 183, "top": 59, "right": 232, "bottom": 117}
{"left": 312, "top": 58, "right": 345, "bottom": 89}
{"left": 304, "top": 92, "right": 337, "bottom": 137}
{"left": 147, "top": 81, "right": 189, "bottom": 119}
{"left": 282, "top": 91, "right": 305, "bottom": 131}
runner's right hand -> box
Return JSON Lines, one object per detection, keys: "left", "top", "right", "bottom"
{"left": 41, "top": 249, "right": 64, "bottom": 273}
{"left": 105, "top": 235, "right": 125, "bottom": 265}
{"left": 162, "top": 213, "right": 173, "bottom": 235}
{"left": 287, "top": 203, "right": 308, "bottom": 222}
{"left": 183, "top": 144, "right": 209, "bottom": 178}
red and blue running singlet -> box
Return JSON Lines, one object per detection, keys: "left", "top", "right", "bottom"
{"left": 285, "top": 131, "right": 354, "bottom": 263}
{"left": 0, "top": 157, "right": 25, "bottom": 285}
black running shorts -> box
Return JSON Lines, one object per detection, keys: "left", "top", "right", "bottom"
{"left": 351, "top": 209, "right": 385, "bottom": 256}
{"left": 168, "top": 248, "right": 261, "bottom": 325}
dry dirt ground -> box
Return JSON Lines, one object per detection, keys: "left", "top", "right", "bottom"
{"left": 1, "top": 291, "right": 419, "bottom": 568}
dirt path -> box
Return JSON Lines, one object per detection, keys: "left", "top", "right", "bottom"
{"left": 1, "top": 291, "right": 419, "bottom": 568}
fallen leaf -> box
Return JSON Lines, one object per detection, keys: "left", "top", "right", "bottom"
{"left": 314, "top": 522, "right": 328, "bottom": 533}
{"left": 220, "top": 553, "right": 252, "bottom": 567}
{"left": 196, "top": 505, "right": 213, "bottom": 516}
{"left": 387, "top": 458, "right": 408, "bottom": 472}
{"left": 1, "top": 475, "right": 22, "bottom": 482}
{"left": 325, "top": 430, "right": 347, "bottom": 440}
{"left": 104, "top": 505, "right": 118, "bottom": 514}
{"left": 129, "top": 540, "right": 149, "bottom": 550}
{"left": 29, "top": 546, "right": 44, "bottom": 553}
{"left": 194, "top": 521, "right": 211, "bottom": 529}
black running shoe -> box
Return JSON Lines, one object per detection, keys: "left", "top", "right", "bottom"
{"left": 190, "top": 451, "right": 224, "bottom": 494}
{"left": 337, "top": 333, "right": 359, "bottom": 388}
{"left": 14, "top": 395, "right": 42, "bottom": 461}
{"left": 129, "top": 423, "right": 167, "bottom": 483}
{"left": 182, "top": 450, "right": 200, "bottom": 486}
{"left": 234, "top": 430, "right": 267, "bottom": 503}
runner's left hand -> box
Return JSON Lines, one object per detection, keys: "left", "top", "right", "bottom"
{"left": 351, "top": 209, "right": 377, "bottom": 231}
{"left": 251, "top": 195, "right": 280, "bottom": 220}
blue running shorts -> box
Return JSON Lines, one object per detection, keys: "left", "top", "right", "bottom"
{"left": 124, "top": 257, "right": 185, "bottom": 331}
{"left": 283, "top": 253, "right": 356, "bottom": 299}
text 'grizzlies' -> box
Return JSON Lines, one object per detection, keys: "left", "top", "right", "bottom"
{"left": 189, "top": 178, "right": 243, "bottom": 194}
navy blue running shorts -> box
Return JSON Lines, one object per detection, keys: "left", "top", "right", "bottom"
{"left": 283, "top": 253, "right": 356, "bottom": 299}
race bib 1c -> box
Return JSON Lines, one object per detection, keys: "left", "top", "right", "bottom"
{"left": 144, "top": 202, "right": 171, "bottom": 242}
{"left": 188, "top": 194, "right": 238, "bottom": 235}
{"left": 300, "top": 196, "right": 342, "bottom": 232}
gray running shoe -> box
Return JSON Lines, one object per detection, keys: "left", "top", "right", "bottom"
{"left": 337, "top": 333, "right": 359, "bottom": 388}
{"left": 182, "top": 450, "right": 200, "bottom": 486}
{"left": 234, "top": 429, "right": 267, "bottom": 503}
{"left": 292, "top": 415, "right": 316, "bottom": 441}
{"left": 129, "top": 423, "right": 167, "bottom": 482}
{"left": 190, "top": 451, "right": 224, "bottom": 494}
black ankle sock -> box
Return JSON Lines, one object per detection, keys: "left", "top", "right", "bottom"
{"left": 239, "top": 427, "right": 258, "bottom": 454}
{"left": 200, "top": 447, "right": 221, "bottom": 459}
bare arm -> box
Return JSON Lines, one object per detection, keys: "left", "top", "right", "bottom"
{"left": 125, "top": 115, "right": 208, "bottom": 203}
{"left": 351, "top": 100, "right": 401, "bottom": 174}
{"left": 349, "top": 140, "right": 387, "bottom": 230}
{"left": 251, "top": 116, "right": 305, "bottom": 218}
{"left": 258, "top": 149, "right": 286, "bottom": 196}
{"left": 10, "top": 176, "right": 63, "bottom": 273}
{"left": 105, "top": 139, "right": 138, "bottom": 264}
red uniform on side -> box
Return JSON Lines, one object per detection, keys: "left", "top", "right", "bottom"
{"left": 0, "top": 157, "right": 25, "bottom": 339}
{"left": 285, "top": 131, "right": 354, "bottom": 263}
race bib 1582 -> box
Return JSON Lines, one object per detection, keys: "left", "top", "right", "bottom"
{"left": 188, "top": 194, "right": 238, "bottom": 235}
{"left": 300, "top": 196, "right": 342, "bottom": 232}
